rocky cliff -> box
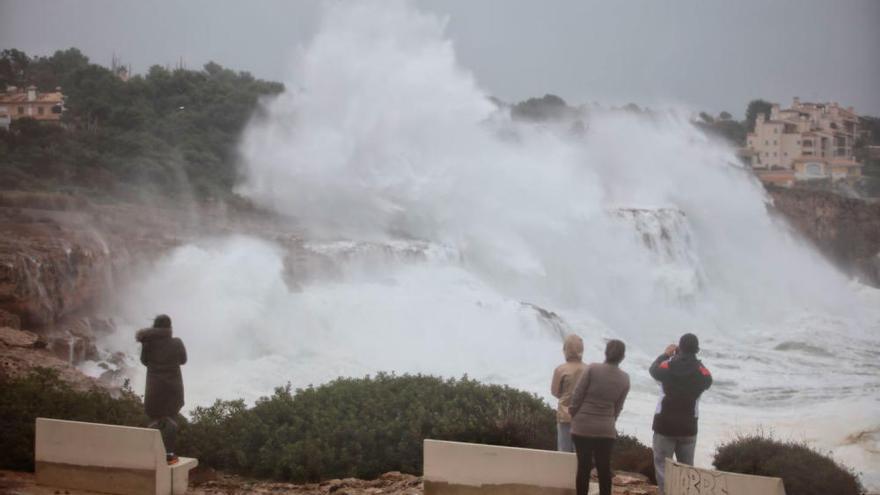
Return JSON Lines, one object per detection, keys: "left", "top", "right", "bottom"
{"left": 0, "top": 192, "right": 186, "bottom": 327}
{"left": 0, "top": 192, "right": 184, "bottom": 383}
{"left": 768, "top": 186, "right": 880, "bottom": 287}
{"left": 0, "top": 191, "right": 293, "bottom": 384}
{"left": 0, "top": 469, "right": 660, "bottom": 495}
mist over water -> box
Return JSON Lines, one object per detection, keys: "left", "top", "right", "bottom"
{"left": 95, "top": 0, "right": 880, "bottom": 486}
{"left": 236, "top": 1, "right": 859, "bottom": 335}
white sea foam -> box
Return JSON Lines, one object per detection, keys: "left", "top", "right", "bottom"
{"left": 95, "top": 0, "right": 880, "bottom": 488}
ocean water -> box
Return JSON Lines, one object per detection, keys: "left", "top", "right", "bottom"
{"left": 87, "top": 0, "right": 880, "bottom": 487}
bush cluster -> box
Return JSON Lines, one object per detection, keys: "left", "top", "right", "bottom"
{"left": 713, "top": 434, "right": 863, "bottom": 495}
{"left": 2, "top": 369, "right": 657, "bottom": 485}
{"left": 0, "top": 369, "right": 147, "bottom": 471}
{"left": 178, "top": 373, "right": 557, "bottom": 482}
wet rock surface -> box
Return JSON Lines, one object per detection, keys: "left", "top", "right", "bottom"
{"left": 0, "top": 326, "right": 43, "bottom": 348}
{"left": 0, "top": 308, "right": 22, "bottom": 329}
{"left": 0, "top": 326, "right": 97, "bottom": 390}
{"left": 188, "top": 470, "right": 658, "bottom": 495}
{"left": 0, "top": 469, "right": 659, "bottom": 494}
{"left": 0, "top": 193, "right": 176, "bottom": 328}
{"left": 0, "top": 191, "right": 293, "bottom": 383}
{"left": 769, "top": 186, "right": 880, "bottom": 286}
{"left": 192, "top": 471, "right": 424, "bottom": 495}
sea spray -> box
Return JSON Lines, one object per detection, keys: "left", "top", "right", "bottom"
{"left": 94, "top": 0, "right": 880, "bottom": 486}
{"left": 237, "top": 0, "right": 855, "bottom": 334}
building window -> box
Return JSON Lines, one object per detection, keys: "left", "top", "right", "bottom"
{"left": 37, "top": 106, "right": 44, "bottom": 115}
{"left": 784, "top": 152, "right": 788, "bottom": 157}
{"left": 764, "top": 152, "right": 768, "bottom": 157}
{"left": 773, "top": 140, "right": 777, "bottom": 145}
{"left": 765, "top": 140, "right": 769, "bottom": 145}
{"left": 774, "top": 128, "right": 778, "bottom": 133}
{"left": 17, "top": 106, "right": 24, "bottom": 115}
{"left": 773, "top": 152, "right": 777, "bottom": 157}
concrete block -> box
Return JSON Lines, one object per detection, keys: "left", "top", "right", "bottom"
{"left": 423, "top": 439, "right": 578, "bottom": 494}
{"left": 35, "top": 417, "right": 197, "bottom": 495}
{"left": 665, "top": 460, "right": 786, "bottom": 495}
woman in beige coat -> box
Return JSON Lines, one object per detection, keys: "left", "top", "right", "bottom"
{"left": 568, "top": 339, "right": 630, "bottom": 495}
{"left": 551, "top": 334, "right": 588, "bottom": 452}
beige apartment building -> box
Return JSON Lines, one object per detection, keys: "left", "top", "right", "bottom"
{"left": 746, "top": 97, "right": 862, "bottom": 186}
{"left": 0, "top": 85, "right": 65, "bottom": 129}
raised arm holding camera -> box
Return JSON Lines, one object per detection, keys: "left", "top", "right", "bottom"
{"left": 648, "top": 333, "right": 713, "bottom": 494}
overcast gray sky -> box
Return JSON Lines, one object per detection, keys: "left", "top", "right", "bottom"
{"left": 1, "top": 0, "right": 878, "bottom": 116}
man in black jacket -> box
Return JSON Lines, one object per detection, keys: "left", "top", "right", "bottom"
{"left": 136, "top": 314, "right": 187, "bottom": 465}
{"left": 649, "top": 333, "right": 712, "bottom": 494}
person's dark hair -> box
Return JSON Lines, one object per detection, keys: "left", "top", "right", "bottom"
{"left": 605, "top": 339, "right": 626, "bottom": 365}
{"left": 679, "top": 333, "right": 699, "bottom": 354}
{"left": 153, "top": 314, "right": 172, "bottom": 329}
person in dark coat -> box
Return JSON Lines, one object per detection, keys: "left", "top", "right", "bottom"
{"left": 136, "top": 314, "right": 187, "bottom": 464}
{"left": 649, "top": 333, "right": 712, "bottom": 494}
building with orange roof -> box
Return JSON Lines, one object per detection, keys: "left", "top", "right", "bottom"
{"left": 745, "top": 97, "right": 862, "bottom": 185}
{"left": 0, "top": 85, "right": 65, "bottom": 129}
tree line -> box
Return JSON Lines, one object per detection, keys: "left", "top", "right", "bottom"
{"left": 2, "top": 48, "right": 877, "bottom": 199}
{"left": 0, "top": 48, "right": 283, "bottom": 199}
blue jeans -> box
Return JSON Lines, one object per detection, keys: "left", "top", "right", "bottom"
{"left": 652, "top": 433, "right": 696, "bottom": 494}
{"left": 557, "top": 422, "right": 575, "bottom": 452}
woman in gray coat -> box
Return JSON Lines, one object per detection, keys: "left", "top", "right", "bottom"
{"left": 568, "top": 339, "right": 630, "bottom": 495}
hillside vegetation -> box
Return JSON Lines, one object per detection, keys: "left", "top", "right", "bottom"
{"left": 0, "top": 48, "right": 283, "bottom": 199}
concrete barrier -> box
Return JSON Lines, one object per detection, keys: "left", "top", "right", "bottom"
{"left": 35, "top": 417, "right": 198, "bottom": 495}
{"left": 423, "top": 439, "right": 579, "bottom": 494}
{"left": 665, "top": 460, "right": 785, "bottom": 495}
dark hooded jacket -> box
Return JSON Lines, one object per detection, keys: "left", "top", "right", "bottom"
{"left": 649, "top": 352, "right": 712, "bottom": 437}
{"left": 136, "top": 327, "right": 187, "bottom": 418}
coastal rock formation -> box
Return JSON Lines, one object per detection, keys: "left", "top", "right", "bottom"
{"left": 0, "top": 308, "right": 21, "bottom": 329}
{"left": 0, "top": 326, "right": 96, "bottom": 390}
{"left": 0, "top": 192, "right": 182, "bottom": 383}
{"left": 0, "top": 191, "right": 294, "bottom": 384}
{"left": 769, "top": 186, "right": 880, "bottom": 286}
{"left": 0, "top": 211, "right": 112, "bottom": 327}
{"left": 192, "top": 471, "right": 424, "bottom": 495}
{"left": 0, "top": 192, "right": 176, "bottom": 328}
{"left": 0, "top": 469, "right": 659, "bottom": 494}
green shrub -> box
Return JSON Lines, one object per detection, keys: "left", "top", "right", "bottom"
{"left": 713, "top": 434, "right": 863, "bottom": 495}
{"left": 178, "top": 373, "right": 556, "bottom": 482}
{"left": 613, "top": 434, "right": 655, "bottom": 482}
{"left": 1, "top": 370, "right": 559, "bottom": 484}
{"left": 0, "top": 368, "right": 147, "bottom": 471}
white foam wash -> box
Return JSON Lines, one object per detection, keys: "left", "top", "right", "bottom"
{"left": 90, "top": 1, "right": 880, "bottom": 487}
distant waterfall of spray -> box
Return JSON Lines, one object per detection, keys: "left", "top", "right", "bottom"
{"left": 94, "top": 0, "right": 880, "bottom": 486}
{"left": 236, "top": 0, "right": 857, "bottom": 336}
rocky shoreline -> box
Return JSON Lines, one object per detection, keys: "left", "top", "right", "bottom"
{"left": 2, "top": 185, "right": 878, "bottom": 391}
{"left": 768, "top": 186, "right": 880, "bottom": 286}
{"left": 0, "top": 190, "right": 294, "bottom": 384}
{"left": 0, "top": 469, "right": 658, "bottom": 495}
